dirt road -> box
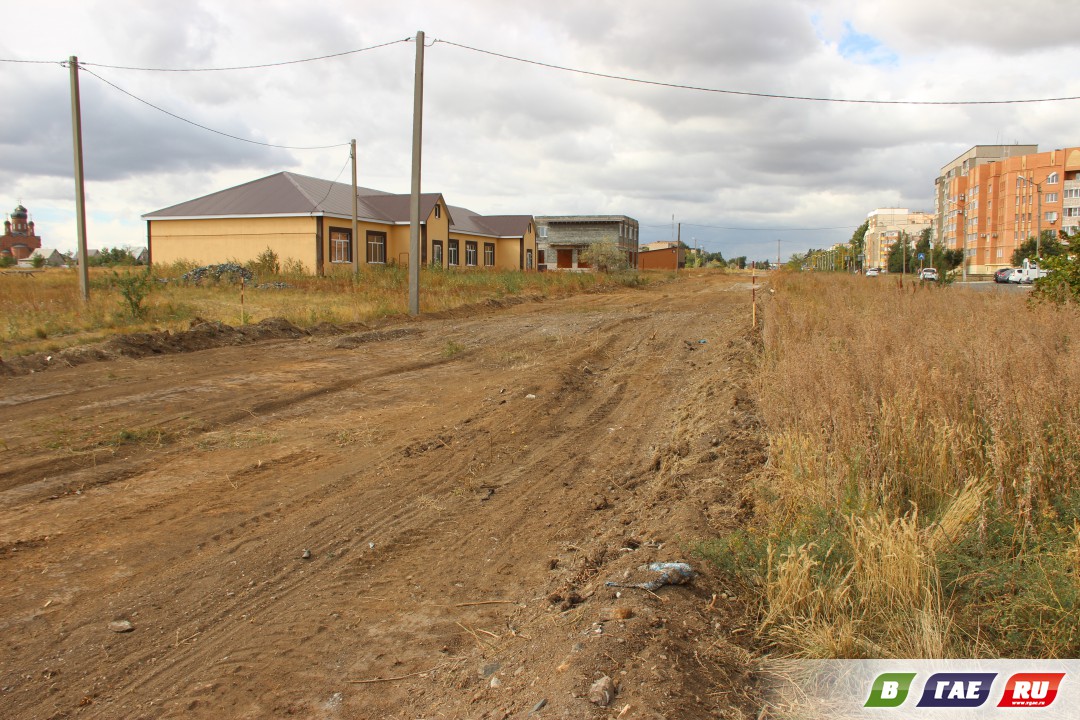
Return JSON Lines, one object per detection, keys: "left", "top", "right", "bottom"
{"left": 1, "top": 273, "right": 765, "bottom": 719}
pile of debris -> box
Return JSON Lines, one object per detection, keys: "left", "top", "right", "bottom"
{"left": 180, "top": 263, "right": 254, "bottom": 284}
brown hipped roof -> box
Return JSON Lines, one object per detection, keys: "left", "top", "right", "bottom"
{"left": 143, "top": 172, "right": 531, "bottom": 237}
{"left": 448, "top": 206, "right": 532, "bottom": 238}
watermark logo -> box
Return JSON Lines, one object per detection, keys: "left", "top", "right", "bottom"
{"left": 865, "top": 673, "right": 917, "bottom": 708}
{"left": 916, "top": 672, "right": 997, "bottom": 708}
{"left": 997, "top": 673, "right": 1065, "bottom": 708}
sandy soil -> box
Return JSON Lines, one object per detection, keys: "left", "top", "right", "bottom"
{"left": 0, "top": 273, "right": 767, "bottom": 719}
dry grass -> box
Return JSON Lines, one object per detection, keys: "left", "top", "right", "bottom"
{"left": 0, "top": 264, "right": 649, "bottom": 358}
{"left": 721, "top": 273, "right": 1080, "bottom": 658}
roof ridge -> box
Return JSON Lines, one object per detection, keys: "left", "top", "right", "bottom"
{"left": 281, "top": 172, "right": 331, "bottom": 211}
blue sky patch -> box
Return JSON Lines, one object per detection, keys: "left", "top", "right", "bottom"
{"left": 838, "top": 21, "right": 899, "bottom": 66}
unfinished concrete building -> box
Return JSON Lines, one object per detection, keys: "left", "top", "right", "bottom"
{"left": 534, "top": 215, "right": 639, "bottom": 271}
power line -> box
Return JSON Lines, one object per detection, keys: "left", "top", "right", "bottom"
{"left": 681, "top": 222, "right": 861, "bottom": 231}
{"left": 78, "top": 65, "right": 349, "bottom": 150}
{"left": 3, "top": 38, "right": 411, "bottom": 72}
{"left": 433, "top": 38, "right": 1080, "bottom": 106}
{"left": 310, "top": 154, "right": 354, "bottom": 212}
{"left": 0, "top": 57, "right": 63, "bottom": 65}
{"left": 641, "top": 222, "right": 859, "bottom": 232}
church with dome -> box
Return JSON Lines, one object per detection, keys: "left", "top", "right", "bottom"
{"left": 1, "top": 204, "right": 43, "bottom": 260}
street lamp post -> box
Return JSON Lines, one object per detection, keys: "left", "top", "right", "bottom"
{"left": 1017, "top": 175, "right": 1043, "bottom": 261}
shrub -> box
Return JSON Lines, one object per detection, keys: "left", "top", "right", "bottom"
{"left": 248, "top": 247, "right": 281, "bottom": 277}
{"left": 1031, "top": 254, "right": 1080, "bottom": 305}
{"left": 111, "top": 268, "right": 154, "bottom": 318}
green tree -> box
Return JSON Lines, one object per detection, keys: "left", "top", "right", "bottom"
{"left": 850, "top": 220, "right": 869, "bottom": 267}
{"left": 886, "top": 232, "right": 916, "bottom": 274}
{"left": 90, "top": 247, "right": 138, "bottom": 267}
{"left": 0, "top": 255, "right": 15, "bottom": 268}
{"left": 1010, "top": 230, "right": 1067, "bottom": 266}
{"left": 30, "top": 253, "right": 46, "bottom": 269}
{"left": 785, "top": 252, "right": 806, "bottom": 271}
{"left": 1031, "top": 253, "right": 1080, "bottom": 305}
{"left": 581, "top": 241, "right": 630, "bottom": 272}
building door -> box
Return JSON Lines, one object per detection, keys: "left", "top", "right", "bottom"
{"left": 556, "top": 249, "right": 573, "bottom": 268}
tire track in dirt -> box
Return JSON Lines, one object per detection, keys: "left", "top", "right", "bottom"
{"left": 0, "top": 274, "right": 767, "bottom": 719}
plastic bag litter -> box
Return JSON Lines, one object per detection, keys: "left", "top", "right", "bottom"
{"left": 606, "top": 562, "right": 694, "bottom": 591}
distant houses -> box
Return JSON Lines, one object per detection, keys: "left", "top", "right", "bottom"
{"left": 638, "top": 241, "right": 685, "bottom": 270}
{"left": 28, "top": 248, "right": 66, "bottom": 267}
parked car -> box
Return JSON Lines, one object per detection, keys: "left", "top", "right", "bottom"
{"left": 994, "top": 267, "right": 1017, "bottom": 283}
{"left": 865, "top": 267, "right": 881, "bottom": 277}
{"left": 918, "top": 268, "right": 939, "bottom": 282}
{"left": 1016, "top": 258, "right": 1050, "bottom": 284}
{"left": 1007, "top": 268, "right": 1025, "bottom": 284}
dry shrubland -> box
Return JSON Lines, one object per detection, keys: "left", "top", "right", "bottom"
{"left": 703, "top": 273, "right": 1080, "bottom": 658}
{"left": 0, "top": 262, "right": 652, "bottom": 357}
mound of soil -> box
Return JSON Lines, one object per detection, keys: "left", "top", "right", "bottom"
{"left": 0, "top": 317, "right": 310, "bottom": 377}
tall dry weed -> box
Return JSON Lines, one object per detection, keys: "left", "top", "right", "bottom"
{"left": 736, "top": 273, "right": 1080, "bottom": 657}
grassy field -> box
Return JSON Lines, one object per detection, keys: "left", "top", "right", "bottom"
{"left": 0, "top": 263, "right": 656, "bottom": 358}
{"left": 701, "top": 273, "right": 1080, "bottom": 658}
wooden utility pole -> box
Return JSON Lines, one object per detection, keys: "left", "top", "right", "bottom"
{"left": 69, "top": 56, "right": 89, "bottom": 301}
{"left": 408, "top": 31, "right": 425, "bottom": 316}
{"left": 351, "top": 139, "right": 359, "bottom": 274}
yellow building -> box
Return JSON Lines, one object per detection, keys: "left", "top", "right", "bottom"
{"left": 143, "top": 172, "right": 537, "bottom": 274}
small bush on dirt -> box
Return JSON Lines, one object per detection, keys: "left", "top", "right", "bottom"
{"left": 442, "top": 340, "right": 465, "bottom": 357}
{"left": 112, "top": 268, "right": 154, "bottom": 318}
{"left": 0, "top": 255, "right": 15, "bottom": 268}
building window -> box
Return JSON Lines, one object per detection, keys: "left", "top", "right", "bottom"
{"left": 538, "top": 225, "right": 548, "bottom": 238}
{"left": 483, "top": 243, "right": 495, "bottom": 266}
{"left": 432, "top": 240, "right": 443, "bottom": 266}
{"left": 1047, "top": 172, "right": 1059, "bottom": 184}
{"left": 1066, "top": 207, "right": 1080, "bottom": 217}
{"left": 448, "top": 240, "right": 459, "bottom": 266}
{"left": 366, "top": 231, "right": 386, "bottom": 264}
{"left": 465, "top": 241, "right": 478, "bottom": 266}
{"left": 434, "top": 204, "right": 441, "bottom": 219}
{"left": 1045, "top": 192, "right": 1059, "bottom": 203}
{"left": 330, "top": 228, "right": 352, "bottom": 263}
{"left": 1046, "top": 212, "right": 1059, "bottom": 223}
{"left": 1065, "top": 188, "right": 1080, "bottom": 199}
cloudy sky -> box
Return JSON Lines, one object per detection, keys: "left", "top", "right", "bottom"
{"left": 2, "top": 0, "right": 1079, "bottom": 262}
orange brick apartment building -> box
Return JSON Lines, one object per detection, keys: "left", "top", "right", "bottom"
{"left": 935, "top": 145, "right": 1080, "bottom": 275}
